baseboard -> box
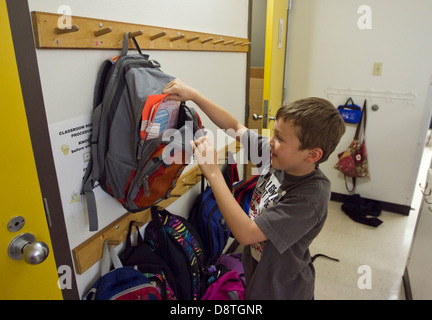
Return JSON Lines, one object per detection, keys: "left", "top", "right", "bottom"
{"left": 403, "top": 267, "right": 413, "bottom": 300}
{"left": 331, "top": 192, "right": 412, "bottom": 216}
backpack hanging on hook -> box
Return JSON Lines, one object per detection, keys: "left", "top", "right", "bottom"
{"left": 81, "top": 32, "right": 204, "bottom": 231}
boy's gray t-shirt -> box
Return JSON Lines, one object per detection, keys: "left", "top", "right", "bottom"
{"left": 240, "top": 129, "right": 331, "bottom": 300}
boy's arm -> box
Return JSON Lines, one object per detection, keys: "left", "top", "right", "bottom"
{"left": 165, "top": 80, "right": 263, "bottom": 244}
{"left": 191, "top": 136, "right": 267, "bottom": 246}
{"left": 163, "top": 79, "right": 248, "bottom": 141}
{"left": 208, "top": 169, "right": 268, "bottom": 246}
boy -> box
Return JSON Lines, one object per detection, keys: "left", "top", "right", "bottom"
{"left": 163, "top": 79, "right": 345, "bottom": 300}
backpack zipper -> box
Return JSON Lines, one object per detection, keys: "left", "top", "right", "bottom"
{"left": 143, "top": 175, "right": 150, "bottom": 196}
{"left": 206, "top": 204, "right": 220, "bottom": 259}
{"left": 137, "top": 139, "right": 145, "bottom": 160}
{"left": 141, "top": 159, "right": 164, "bottom": 197}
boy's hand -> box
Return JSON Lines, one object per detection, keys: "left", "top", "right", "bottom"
{"left": 190, "top": 136, "right": 220, "bottom": 179}
{"left": 163, "top": 79, "right": 198, "bottom": 102}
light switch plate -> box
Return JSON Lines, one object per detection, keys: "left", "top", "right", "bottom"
{"left": 373, "top": 62, "right": 383, "bottom": 76}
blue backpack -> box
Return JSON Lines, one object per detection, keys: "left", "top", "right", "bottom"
{"left": 233, "top": 175, "right": 259, "bottom": 214}
{"left": 84, "top": 241, "right": 162, "bottom": 300}
{"left": 189, "top": 152, "right": 239, "bottom": 263}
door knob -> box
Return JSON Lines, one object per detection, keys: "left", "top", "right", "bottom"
{"left": 7, "top": 233, "right": 49, "bottom": 265}
{"left": 252, "top": 113, "right": 275, "bottom": 121}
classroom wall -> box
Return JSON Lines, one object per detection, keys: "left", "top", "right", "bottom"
{"left": 284, "top": 0, "right": 432, "bottom": 209}
{"left": 28, "top": 0, "right": 248, "bottom": 298}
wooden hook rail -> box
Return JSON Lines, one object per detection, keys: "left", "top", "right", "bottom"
{"left": 72, "top": 141, "right": 241, "bottom": 274}
{"left": 31, "top": 11, "right": 249, "bottom": 53}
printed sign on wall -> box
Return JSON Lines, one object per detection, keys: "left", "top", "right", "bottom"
{"left": 49, "top": 115, "right": 107, "bottom": 218}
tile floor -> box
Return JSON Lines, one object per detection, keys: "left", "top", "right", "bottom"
{"left": 311, "top": 146, "right": 432, "bottom": 300}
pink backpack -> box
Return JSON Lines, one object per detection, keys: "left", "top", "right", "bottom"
{"left": 202, "top": 270, "right": 245, "bottom": 300}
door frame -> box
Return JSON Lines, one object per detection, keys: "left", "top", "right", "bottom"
{"left": 7, "top": 0, "right": 78, "bottom": 300}
{"left": 245, "top": 0, "right": 291, "bottom": 179}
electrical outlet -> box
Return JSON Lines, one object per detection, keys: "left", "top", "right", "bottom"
{"left": 373, "top": 62, "right": 383, "bottom": 76}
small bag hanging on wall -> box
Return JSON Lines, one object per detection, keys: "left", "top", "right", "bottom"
{"left": 334, "top": 99, "right": 370, "bottom": 192}
{"left": 337, "top": 97, "right": 362, "bottom": 124}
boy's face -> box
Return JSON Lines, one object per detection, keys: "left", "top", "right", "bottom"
{"left": 269, "top": 119, "right": 316, "bottom": 176}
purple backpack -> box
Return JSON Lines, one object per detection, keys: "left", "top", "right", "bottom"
{"left": 215, "top": 253, "right": 245, "bottom": 285}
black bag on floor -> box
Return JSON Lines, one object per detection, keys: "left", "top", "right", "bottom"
{"left": 341, "top": 194, "right": 383, "bottom": 227}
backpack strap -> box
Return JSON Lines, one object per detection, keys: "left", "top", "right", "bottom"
{"left": 150, "top": 207, "right": 169, "bottom": 262}
{"left": 221, "top": 151, "right": 239, "bottom": 192}
{"left": 93, "top": 59, "right": 114, "bottom": 108}
{"left": 122, "top": 32, "right": 149, "bottom": 58}
{"left": 82, "top": 101, "right": 104, "bottom": 231}
{"left": 121, "top": 32, "right": 130, "bottom": 56}
{"left": 101, "top": 240, "right": 123, "bottom": 276}
{"left": 82, "top": 154, "right": 99, "bottom": 231}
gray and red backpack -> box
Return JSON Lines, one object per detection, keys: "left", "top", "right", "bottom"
{"left": 82, "top": 33, "right": 203, "bottom": 231}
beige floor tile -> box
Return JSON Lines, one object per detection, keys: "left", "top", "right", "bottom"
{"left": 311, "top": 147, "right": 432, "bottom": 300}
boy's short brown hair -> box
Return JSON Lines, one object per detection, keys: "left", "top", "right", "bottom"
{"left": 276, "top": 97, "right": 345, "bottom": 164}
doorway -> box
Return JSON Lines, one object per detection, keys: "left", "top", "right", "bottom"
{"left": 245, "top": 0, "right": 290, "bottom": 180}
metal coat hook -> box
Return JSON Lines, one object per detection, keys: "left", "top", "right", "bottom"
{"left": 423, "top": 189, "right": 432, "bottom": 196}
{"left": 420, "top": 182, "right": 431, "bottom": 196}
{"left": 94, "top": 27, "right": 112, "bottom": 37}
{"left": 54, "top": 25, "right": 79, "bottom": 34}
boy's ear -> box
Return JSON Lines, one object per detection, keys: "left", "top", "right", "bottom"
{"left": 305, "top": 148, "right": 323, "bottom": 163}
